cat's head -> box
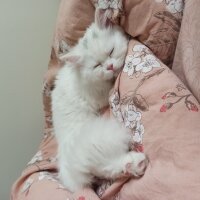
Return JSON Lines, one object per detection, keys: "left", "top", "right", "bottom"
{"left": 61, "top": 9, "right": 128, "bottom": 84}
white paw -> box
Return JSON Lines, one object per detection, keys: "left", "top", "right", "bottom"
{"left": 124, "top": 152, "right": 148, "bottom": 177}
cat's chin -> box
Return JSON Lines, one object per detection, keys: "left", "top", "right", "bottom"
{"left": 109, "top": 77, "right": 115, "bottom": 84}
{"left": 113, "top": 65, "right": 123, "bottom": 78}
{"left": 113, "top": 71, "right": 121, "bottom": 79}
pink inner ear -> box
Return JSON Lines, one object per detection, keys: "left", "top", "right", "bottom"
{"left": 95, "top": 9, "right": 113, "bottom": 29}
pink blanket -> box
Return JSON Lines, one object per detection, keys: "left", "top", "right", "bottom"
{"left": 11, "top": 0, "right": 200, "bottom": 199}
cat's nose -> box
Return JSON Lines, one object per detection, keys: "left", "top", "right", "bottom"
{"left": 107, "top": 64, "right": 114, "bottom": 71}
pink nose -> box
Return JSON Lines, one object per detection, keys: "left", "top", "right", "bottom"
{"left": 107, "top": 64, "right": 114, "bottom": 71}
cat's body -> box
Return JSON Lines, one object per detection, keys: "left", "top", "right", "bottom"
{"left": 52, "top": 10, "right": 148, "bottom": 192}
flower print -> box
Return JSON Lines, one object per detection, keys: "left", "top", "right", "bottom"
{"left": 78, "top": 197, "right": 86, "bottom": 200}
{"left": 123, "top": 45, "right": 160, "bottom": 77}
{"left": 38, "top": 172, "right": 58, "bottom": 182}
{"left": 190, "top": 104, "right": 199, "bottom": 112}
{"left": 186, "top": 101, "right": 199, "bottom": 112}
{"left": 155, "top": 0, "right": 184, "bottom": 14}
{"left": 135, "top": 55, "right": 161, "bottom": 73}
{"left": 166, "top": 0, "right": 184, "bottom": 14}
{"left": 122, "top": 103, "right": 145, "bottom": 144}
{"left": 21, "top": 178, "right": 34, "bottom": 193}
{"left": 123, "top": 104, "right": 142, "bottom": 129}
{"left": 110, "top": 90, "right": 120, "bottom": 108}
{"left": 27, "top": 151, "right": 43, "bottom": 165}
{"left": 161, "top": 90, "right": 199, "bottom": 113}
{"left": 38, "top": 172, "right": 65, "bottom": 189}
{"left": 132, "top": 122, "right": 144, "bottom": 143}
{"left": 123, "top": 55, "right": 141, "bottom": 76}
{"left": 109, "top": 91, "right": 123, "bottom": 122}
{"left": 160, "top": 103, "right": 173, "bottom": 112}
{"left": 96, "top": 0, "right": 122, "bottom": 9}
{"left": 114, "top": 108, "right": 123, "bottom": 122}
{"left": 132, "top": 44, "right": 150, "bottom": 55}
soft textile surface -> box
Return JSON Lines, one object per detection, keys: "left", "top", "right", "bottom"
{"left": 11, "top": 0, "right": 200, "bottom": 199}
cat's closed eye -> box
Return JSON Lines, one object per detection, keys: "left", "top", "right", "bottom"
{"left": 109, "top": 48, "right": 114, "bottom": 57}
{"left": 93, "top": 63, "right": 101, "bottom": 68}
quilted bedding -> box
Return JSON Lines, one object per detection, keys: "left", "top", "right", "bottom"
{"left": 11, "top": 0, "right": 200, "bottom": 200}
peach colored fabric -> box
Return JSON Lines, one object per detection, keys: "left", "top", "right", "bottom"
{"left": 11, "top": 0, "right": 200, "bottom": 199}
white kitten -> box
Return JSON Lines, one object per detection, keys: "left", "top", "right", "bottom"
{"left": 51, "top": 9, "right": 148, "bottom": 192}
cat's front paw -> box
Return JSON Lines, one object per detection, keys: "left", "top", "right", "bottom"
{"left": 124, "top": 152, "right": 148, "bottom": 177}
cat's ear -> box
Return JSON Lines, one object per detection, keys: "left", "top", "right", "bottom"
{"left": 95, "top": 8, "right": 113, "bottom": 29}
{"left": 59, "top": 53, "right": 81, "bottom": 66}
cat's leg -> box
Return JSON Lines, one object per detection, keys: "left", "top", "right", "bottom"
{"left": 57, "top": 137, "right": 93, "bottom": 193}
{"left": 87, "top": 118, "right": 149, "bottom": 179}
{"left": 59, "top": 160, "right": 92, "bottom": 192}
{"left": 97, "top": 151, "right": 148, "bottom": 179}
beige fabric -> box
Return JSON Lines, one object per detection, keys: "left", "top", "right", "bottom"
{"left": 172, "top": 0, "right": 200, "bottom": 103}
{"left": 11, "top": 0, "right": 200, "bottom": 199}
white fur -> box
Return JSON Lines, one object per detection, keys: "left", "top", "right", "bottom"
{"left": 51, "top": 19, "right": 148, "bottom": 192}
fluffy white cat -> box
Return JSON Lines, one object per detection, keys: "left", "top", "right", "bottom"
{"left": 51, "top": 9, "right": 148, "bottom": 192}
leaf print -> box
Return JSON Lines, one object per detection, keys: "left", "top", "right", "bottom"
{"left": 176, "top": 84, "right": 186, "bottom": 91}
{"left": 27, "top": 151, "right": 43, "bottom": 165}
{"left": 144, "top": 8, "right": 182, "bottom": 66}
{"left": 21, "top": 178, "right": 34, "bottom": 194}
{"left": 162, "top": 92, "right": 177, "bottom": 99}
{"left": 160, "top": 89, "right": 199, "bottom": 112}
{"left": 132, "top": 94, "right": 149, "bottom": 111}
{"left": 121, "top": 93, "right": 132, "bottom": 105}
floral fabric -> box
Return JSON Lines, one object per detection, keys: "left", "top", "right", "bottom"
{"left": 11, "top": 0, "right": 200, "bottom": 199}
